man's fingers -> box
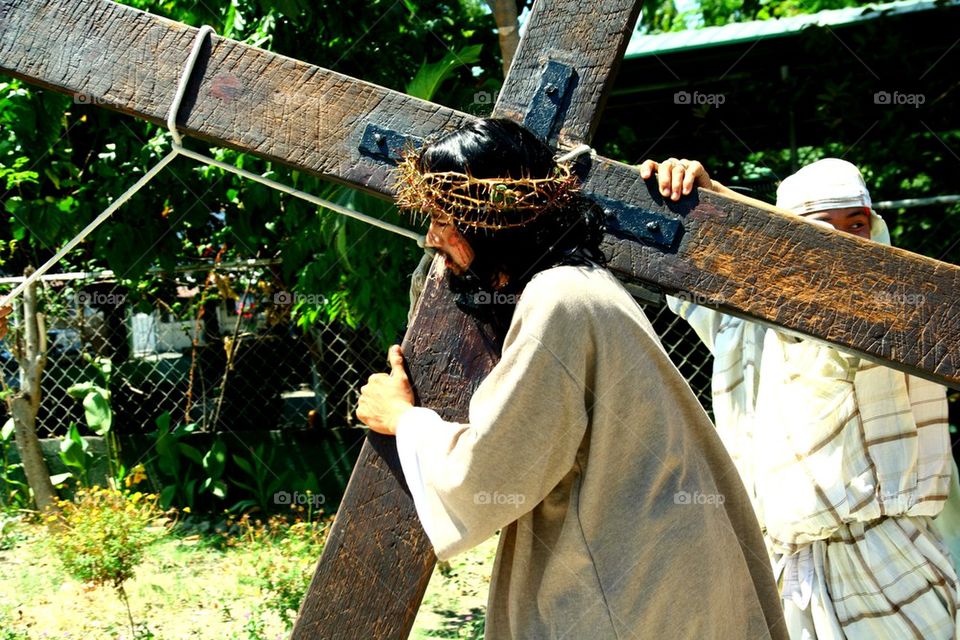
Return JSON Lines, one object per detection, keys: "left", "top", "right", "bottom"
{"left": 683, "top": 160, "right": 707, "bottom": 194}
{"left": 658, "top": 158, "right": 675, "bottom": 196}
{"left": 638, "top": 159, "right": 657, "bottom": 179}
{"left": 670, "top": 159, "right": 684, "bottom": 200}
{"left": 388, "top": 345, "right": 406, "bottom": 378}
{"left": 0, "top": 306, "right": 11, "bottom": 319}
{"left": 365, "top": 373, "right": 389, "bottom": 390}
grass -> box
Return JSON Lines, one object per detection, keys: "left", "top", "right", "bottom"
{"left": 0, "top": 522, "right": 285, "bottom": 638}
{"left": 0, "top": 514, "right": 497, "bottom": 639}
{"left": 412, "top": 534, "right": 497, "bottom": 639}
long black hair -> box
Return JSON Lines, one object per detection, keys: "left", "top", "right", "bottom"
{"left": 418, "top": 118, "right": 606, "bottom": 303}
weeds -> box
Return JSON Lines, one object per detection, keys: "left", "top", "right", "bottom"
{"left": 227, "top": 511, "right": 328, "bottom": 628}
{"left": 45, "top": 486, "right": 167, "bottom": 638}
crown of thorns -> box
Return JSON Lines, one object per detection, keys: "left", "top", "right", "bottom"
{"left": 394, "top": 150, "right": 580, "bottom": 231}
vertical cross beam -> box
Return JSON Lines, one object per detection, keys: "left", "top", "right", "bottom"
{"left": 291, "top": 2, "right": 644, "bottom": 637}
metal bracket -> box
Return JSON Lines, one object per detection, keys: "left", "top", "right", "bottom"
{"left": 358, "top": 123, "right": 423, "bottom": 164}
{"left": 523, "top": 60, "right": 575, "bottom": 141}
{"left": 592, "top": 194, "right": 683, "bottom": 251}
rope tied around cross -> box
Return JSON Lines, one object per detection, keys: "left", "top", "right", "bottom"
{"left": 0, "top": 24, "right": 426, "bottom": 313}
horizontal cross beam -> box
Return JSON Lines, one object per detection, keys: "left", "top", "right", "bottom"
{"left": 2, "top": 0, "right": 954, "bottom": 388}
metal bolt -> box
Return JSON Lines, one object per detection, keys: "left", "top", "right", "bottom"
{"left": 374, "top": 133, "right": 385, "bottom": 145}
{"left": 646, "top": 220, "right": 660, "bottom": 232}
{"left": 545, "top": 83, "right": 558, "bottom": 96}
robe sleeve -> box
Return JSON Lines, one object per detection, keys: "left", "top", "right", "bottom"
{"left": 665, "top": 295, "right": 722, "bottom": 354}
{"left": 395, "top": 281, "right": 590, "bottom": 559}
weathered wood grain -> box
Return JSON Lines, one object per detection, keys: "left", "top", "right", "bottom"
{"left": 289, "top": 2, "right": 651, "bottom": 635}
{"left": 4, "top": 0, "right": 955, "bottom": 387}
{"left": 292, "top": 258, "right": 505, "bottom": 639}
{"left": 0, "top": 0, "right": 471, "bottom": 196}
{"left": 583, "top": 157, "right": 960, "bottom": 387}
{"left": 493, "top": 0, "right": 643, "bottom": 145}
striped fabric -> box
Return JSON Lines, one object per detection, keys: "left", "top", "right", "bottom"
{"left": 668, "top": 296, "right": 958, "bottom": 639}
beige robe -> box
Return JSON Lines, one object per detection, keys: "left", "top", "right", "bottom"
{"left": 397, "top": 265, "right": 788, "bottom": 640}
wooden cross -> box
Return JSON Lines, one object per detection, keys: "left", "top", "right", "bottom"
{"left": 2, "top": 1, "right": 959, "bottom": 637}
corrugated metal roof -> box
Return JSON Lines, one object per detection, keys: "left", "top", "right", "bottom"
{"left": 625, "top": 0, "right": 958, "bottom": 58}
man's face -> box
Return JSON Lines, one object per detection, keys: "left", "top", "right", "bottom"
{"left": 804, "top": 207, "right": 872, "bottom": 240}
{"left": 426, "top": 216, "right": 475, "bottom": 275}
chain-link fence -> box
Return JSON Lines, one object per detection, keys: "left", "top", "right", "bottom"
{"left": 642, "top": 296, "right": 714, "bottom": 412}
{"left": 0, "top": 269, "right": 716, "bottom": 441}
{"left": 0, "top": 267, "right": 387, "bottom": 439}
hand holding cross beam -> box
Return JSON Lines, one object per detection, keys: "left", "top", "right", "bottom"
{"left": 638, "top": 157, "right": 727, "bottom": 200}
{"left": 356, "top": 346, "right": 414, "bottom": 437}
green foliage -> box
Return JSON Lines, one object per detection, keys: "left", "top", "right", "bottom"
{"left": 46, "top": 486, "right": 164, "bottom": 590}
{"left": 0, "top": 419, "right": 29, "bottom": 511}
{"left": 58, "top": 422, "right": 96, "bottom": 487}
{"left": 201, "top": 438, "right": 229, "bottom": 500}
{"left": 150, "top": 412, "right": 203, "bottom": 510}
{"left": 66, "top": 379, "right": 112, "bottom": 436}
{"left": 147, "top": 413, "right": 322, "bottom": 517}
{"left": 407, "top": 44, "right": 484, "bottom": 100}
{"left": 230, "top": 444, "right": 291, "bottom": 514}
{"left": 0, "top": 0, "right": 500, "bottom": 343}
{"left": 63, "top": 355, "right": 129, "bottom": 486}
{"left": 0, "top": 513, "right": 26, "bottom": 551}
{"left": 0, "top": 619, "right": 29, "bottom": 640}
{"left": 228, "top": 513, "right": 329, "bottom": 630}
{"left": 233, "top": 611, "right": 269, "bottom": 640}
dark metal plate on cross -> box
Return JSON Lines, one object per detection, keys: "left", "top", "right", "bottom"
{"left": 2, "top": 1, "right": 958, "bottom": 638}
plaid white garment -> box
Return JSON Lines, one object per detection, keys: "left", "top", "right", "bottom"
{"left": 668, "top": 297, "right": 958, "bottom": 639}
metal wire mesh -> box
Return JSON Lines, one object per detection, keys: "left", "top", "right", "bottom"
{"left": 0, "top": 270, "right": 388, "bottom": 438}
{"left": 0, "top": 269, "right": 718, "bottom": 440}
{"left": 641, "top": 297, "right": 715, "bottom": 416}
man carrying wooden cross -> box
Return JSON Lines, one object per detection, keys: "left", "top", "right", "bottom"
{"left": 648, "top": 157, "right": 959, "bottom": 639}
{"left": 356, "top": 118, "right": 789, "bottom": 639}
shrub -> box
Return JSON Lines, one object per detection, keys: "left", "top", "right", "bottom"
{"left": 46, "top": 486, "right": 166, "bottom": 636}
{"left": 229, "top": 512, "right": 328, "bottom": 628}
{"left": 47, "top": 486, "right": 163, "bottom": 589}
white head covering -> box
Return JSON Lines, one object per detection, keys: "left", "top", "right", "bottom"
{"left": 776, "top": 158, "right": 890, "bottom": 245}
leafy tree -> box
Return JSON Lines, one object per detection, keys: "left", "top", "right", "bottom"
{"left": 618, "top": 2, "right": 960, "bottom": 264}
{"left": 0, "top": 0, "right": 502, "bottom": 342}
{"left": 640, "top": 0, "right": 872, "bottom": 33}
